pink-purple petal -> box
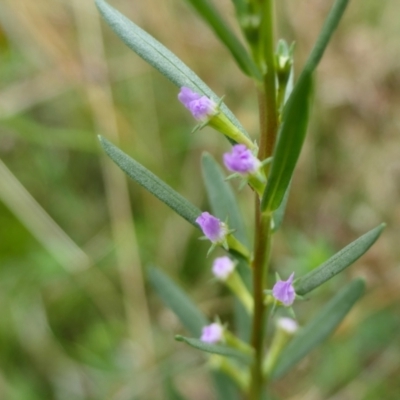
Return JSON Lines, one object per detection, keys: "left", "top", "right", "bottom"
{"left": 200, "top": 323, "right": 223, "bottom": 344}
{"left": 272, "top": 273, "right": 296, "bottom": 306}
{"left": 178, "top": 87, "right": 216, "bottom": 120}
{"left": 196, "top": 212, "right": 226, "bottom": 242}
{"left": 223, "top": 144, "right": 259, "bottom": 174}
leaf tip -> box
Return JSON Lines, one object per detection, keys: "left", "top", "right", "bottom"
{"left": 175, "top": 335, "right": 184, "bottom": 342}
{"left": 352, "top": 277, "right": 366, "bottom": 293}
{"left": 94, "top": 0, "right": 104, "bottom": 10}
{"left": 201, "top": 151, "right": 212, "bottom": 162}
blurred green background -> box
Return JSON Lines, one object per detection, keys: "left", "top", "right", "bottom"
{"left": 0, "top": 0, "right": 399, "bottom": 399}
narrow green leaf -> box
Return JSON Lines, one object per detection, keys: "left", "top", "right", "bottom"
{"left": 272, "top": 182, "right": 291, "bottom": 232}
{"left": 303, "top": 0, "right": 350, "bottom": 76}
{"left": 234, "top": 297, "right": 251, "bottom": 342}
{"left": 201, "top": 153, "right": 252, "bottom": 340}
{"left": 201, "top": 153, "right": 248, "bottom": 246}
{"left": 295, "top": 224, "right": 385, "bottom": 295}
{"left": 261, "top": 73, "right": 312, "bottom": 212}
{"left": 165, "top": 378, "right": 188, "bottom": 400}
{"left": 262, "top": 0, "right": 350, "bottom": 213}
{"left": 175, "top": 335, "right": 252, "bottom": 364}
{"left": 99, "top": 136, "right": 201, "bottom": 226}
{"left": 230, "top": 0, "right": 247, "bottom": 17}
{"left": 100, "top": 137, "right": 250, "bottom": 259}
{"left": 182, "top": 0, "right": 260, "bottom": 79}
{"left": 148, "top": 267, "right": 208, "bottom": 336}
{"left": 1, "top": 116, "right": 97, "bottom": 153}
{"left": 211, "top": 371, "right": 240, "bottom": 400}
{"left": 95, "top": 0, "right": 249, "bottom": 138}
{"left": 271, "top": 278, "right": 365, "bottom": 380}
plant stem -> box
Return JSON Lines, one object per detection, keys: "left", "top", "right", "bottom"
{"left": 249, "top": 207, "right": 272, "bottom": 399}
{"left": 258, "top": 0, "right": 278, "bottom": 162}
{"left": 249, "top": 1, "right": 278, "bottom": 398}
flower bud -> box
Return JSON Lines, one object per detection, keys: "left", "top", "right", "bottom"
{"left": 272, "top": 272, "right": 296, "bottom": 306}
{"left": 196, "top": 212, "right": 228, "bottom": 244}
{"left": 200, "top": 323, "right": 224, "bottom": 344}
{"left": 212, "top": 256, "right": 235, "bottom": 281}
{"left": 178, "top": 87, "right": 217, "bottom": 121}
{"left": 223, "top": 144, "right": 261, "bottom": 175}
{"left": 178, "top": 87, "right": 256, "bottom": 150}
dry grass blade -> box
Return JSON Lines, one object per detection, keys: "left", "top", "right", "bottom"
{"left": 71, "top": 0, "right": 155, "bottom": 366}
{"left": 0, "top": 158, "right": 90, "bottom": 273}
{"left": 0, "top": 158, "right": 120, "bottom": 318}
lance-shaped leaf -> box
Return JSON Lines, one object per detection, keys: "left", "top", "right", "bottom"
{"left": 99, "top": 136, "right": 201, "bottom": 226}
{"left": 271, "top": 278, "right": 365, "bottom": 380}
{"left": 261, "top": 73, "right": 312, "bottom": 212}
{"left": 175, "top": 335, "right": 252, "bottom": 364}
{"left": 262, "top": 0, "right": 351, "bottom": 212}
{"left": 295, "top": 224, "right": 385, "bottom": 295}
{"left": 211, "top": 371, "right": 240, "bottom": 400}
{"left": 182, "top": 0, "right": 260, "bottom": 80}
{"left": 164, "top": 371, "right": 189, "bottom": 400}
{"left": 99, "top": 137, "right": 250, "bottom": 259}
{"left": 95, "top": 0, "right": 249, "bottom": 138}
{"left": 148, "top": 267, "right": 208, "bottom": 336}
{"left": 201, "top": 153, "right": 248, "bottom": 246}
{"left": 272, "top": 182, "right": 291, "bottom": 232}
{"left": 201, "top": 153, "right": 252, "bottom": 340}
{"left": 230, "top": 0, "right": 247, "bottom": 16}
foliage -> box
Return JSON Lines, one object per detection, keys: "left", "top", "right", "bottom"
{"left": 0, "top": 0, "right": 399, "bottom": 399}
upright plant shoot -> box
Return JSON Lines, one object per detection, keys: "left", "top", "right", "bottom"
{"left": 95, "top": 0, "right": 385, "bottom": 398}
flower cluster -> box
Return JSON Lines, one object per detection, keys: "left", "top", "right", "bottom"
{"left": 178, "top": 87, "right": 297, "bottom": 351}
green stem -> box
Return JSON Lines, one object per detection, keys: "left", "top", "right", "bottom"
{"left": 258, "top": 0, "right": 278, "bottom": 162}
{"left": 249, "top": 207, "right": 272, "bottom": 399}
{"left": 248, "top": 1, "right": 278, "bottom": 399}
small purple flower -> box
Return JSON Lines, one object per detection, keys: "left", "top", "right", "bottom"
{"left": 178, "top": 87, "right": 201, "bottom": 104}
{"left": 277, "top": 317, "right": 298, "bottom": 334}
{"left": 223, "top": 144, "right": 260, "bottom": 174}
{"left": 200, "top": 323, "right": 223, "bottom": 344}
{"left": 178, "top": 87, "right": 216, "bottom": 121}
{"left": 212, "top": 256, "right": 235, "bottom": 280}
{"left": 272, "top": 273, "right": 296, "bottom": 306}
{"left": 196, "top": 212, "right": 227, "bottom": 243}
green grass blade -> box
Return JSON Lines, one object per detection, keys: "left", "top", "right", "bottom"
{"left": 148, "top": 267, "right": 208, "bottom": 336}
{"left": 271, "top": 278, "right": 365, "bottom": 380}
{"left": 95, "top": 0, "right": 249, "bottom": 138}
{"left": 261, "top": 73, "right": 312, "bottom": 212}
{"left": 295, "top": 224, "right": 385, "bottom": 295}
{"left": 1, "top": 116, "right": 97, "bottom": 153}
{"left": 99, "top": 136, "right": 201, "bottom": 226}
{"left": 182, "top": 0, "right": 260, "bottom": 79}
{"left": 175, "top": 336, "right": 252, "bottom": 364}
{"left": 201, "top": 152, "right": 248, "bottom": 246}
